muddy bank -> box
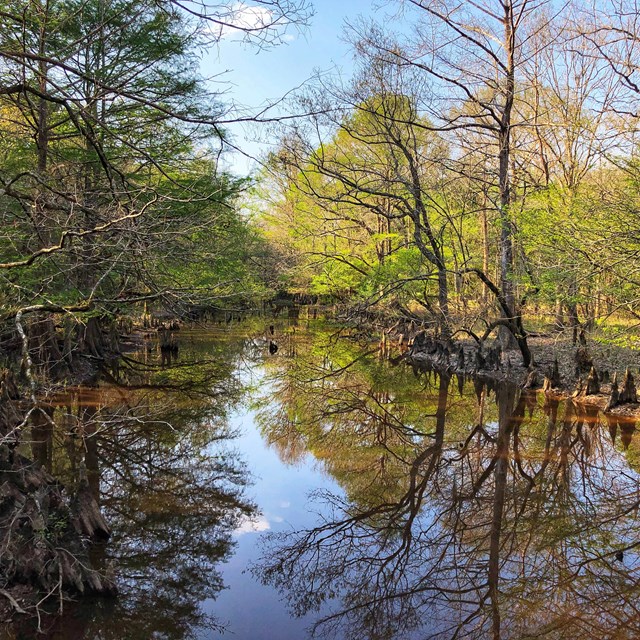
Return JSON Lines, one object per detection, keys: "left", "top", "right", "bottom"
{"left": 390, "top": 327, "right": 640, "bottom": 419}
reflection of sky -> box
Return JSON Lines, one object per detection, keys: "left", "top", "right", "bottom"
{"left": 201, "top": 367, "right": 344, "bottom": 640}
{"left": 234, "top": 513, "right": 271, "bottom": 535}
{"left": 193, "top": 336, "right": 640, "bottom": 639}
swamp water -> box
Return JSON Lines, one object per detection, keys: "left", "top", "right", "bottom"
{"left": 2, "top": 319, "right": 640, "bottom": 639}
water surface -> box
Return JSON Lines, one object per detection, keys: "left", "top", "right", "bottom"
{"left": 3, "top": 320, "right": 640, "bottom": 639}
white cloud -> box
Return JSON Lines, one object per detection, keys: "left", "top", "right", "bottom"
{"left": 217, "top": 3, "right": 277, "bottom": 39}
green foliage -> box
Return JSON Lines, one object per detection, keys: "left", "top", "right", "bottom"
{"left": 258, "top": 89, "right": 458, "bottom": 312}
{"left": 0, "top": 0, "right": 268, "bottom": 327}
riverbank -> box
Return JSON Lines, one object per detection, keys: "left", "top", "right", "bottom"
{"left": 401, "top": 324, "right": 640, "bottom": 420}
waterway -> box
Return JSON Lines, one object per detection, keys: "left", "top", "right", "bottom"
{"left": 3, "top": 318, "right": 640, "bottom": 639}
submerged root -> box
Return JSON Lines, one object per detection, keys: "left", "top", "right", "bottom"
{"left": 0, "top": 369, "right": 116, "bottom": 621}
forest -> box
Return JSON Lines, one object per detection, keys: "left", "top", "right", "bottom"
{"left": 5, "top": 0, "right": 640, "bottom": 382}
{"left": 3, "top": 0, "right": 640, "bottom": 635}
{"left": 259, "top": 1, "right": 640, "bottom": 362}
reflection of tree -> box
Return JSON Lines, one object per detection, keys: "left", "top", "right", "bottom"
{"left": 91, "top": 400, "right": 252, "bottom": 639}
{"left": 16, "top": 334, "right": 256, "bottom": 639}
{"left": 255, "top": 330, "right": 481, "bottom": 507}
{"left": 254, "top": 337, "right": 640, "bottom": 640}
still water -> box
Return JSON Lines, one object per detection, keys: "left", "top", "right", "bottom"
{"left": 4, "top": 319, "right": 640, "bottom": 639}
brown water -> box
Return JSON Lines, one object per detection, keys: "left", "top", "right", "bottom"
{"left": 3, "top": 320, "right": 640, "bottom": 639}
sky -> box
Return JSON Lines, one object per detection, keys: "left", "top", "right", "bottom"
{"left": 199, "top": 0, "right": 385, "bottom": 175}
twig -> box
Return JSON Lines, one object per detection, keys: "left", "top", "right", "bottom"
{"left": 0, "top": 589, "right": 27, "bottom": 614}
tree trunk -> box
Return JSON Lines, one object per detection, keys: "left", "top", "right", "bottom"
{"left": 438, "top": 266, "right": 450, "bottom": 338}
{"left": 497, "top": 3, "right": 517, "bottom": 351}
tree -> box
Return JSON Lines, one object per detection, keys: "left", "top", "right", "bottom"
{"left": 0, "top": 0, "right": 310, "bottom": 614}
{"left": 266, "top": 58, "right": 459, "bottom": 334}
{"left": 350, "top": 0, "right": 563, "bottom": 363}
{"left": 513, "top": 9, "right": 618, "bottom": 338}
{"left": 0, "top": 0, "right": 310, "bottom": 375}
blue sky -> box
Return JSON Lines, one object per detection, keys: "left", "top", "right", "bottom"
{"left": 200, "top": 1, "right": 384, "bottom": 174}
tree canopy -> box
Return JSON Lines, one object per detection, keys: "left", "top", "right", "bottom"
{"left": 256, "top": 0, "right": 640, "bottom": 361}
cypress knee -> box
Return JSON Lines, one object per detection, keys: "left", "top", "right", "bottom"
{"left": 620, "top": 369, "right": 637, "bottom": 404}
{"left": 584, "top": 366, "right": 600, "bottom": 395}
{"left": 605, "top": 378, "right": 620, "bottom": 412}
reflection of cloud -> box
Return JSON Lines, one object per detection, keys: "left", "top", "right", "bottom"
{"left": 234, "top": 514, "right": 271, "bottom": 536}
{"left": 279, "top": 500, "right": 291, "bottom": 508}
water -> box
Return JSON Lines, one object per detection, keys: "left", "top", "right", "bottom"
{"left": 3, "top": 320, "right": 640, "bottom": 639}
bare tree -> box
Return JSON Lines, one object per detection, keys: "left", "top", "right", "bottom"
{"left": 515, "top": 8, "right": 619, "bottom": 338}
{"left": 348, "top": 0, "right": 564, "bottom": 363}
{"left": 267, "top": 56, "right": 465, "bottom": 335}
